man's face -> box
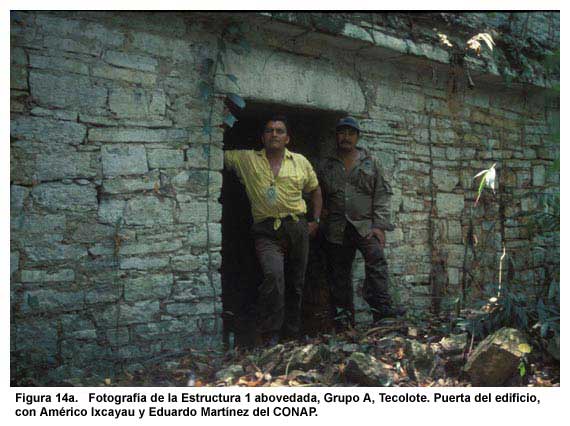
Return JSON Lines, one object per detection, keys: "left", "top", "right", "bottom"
{"left": 336, "top": 126, "right": 359, "bottom": 152}
{"left": 262, "top": 120, "right": 290, "bottom": 151}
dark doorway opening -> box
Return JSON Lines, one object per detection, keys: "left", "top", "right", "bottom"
{"left": 221, "top": 100, "right": 344, "bottom": 348}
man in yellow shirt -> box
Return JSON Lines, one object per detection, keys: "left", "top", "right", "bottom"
{"left": 225, "top": 115, "right": 322, "bottom": 345}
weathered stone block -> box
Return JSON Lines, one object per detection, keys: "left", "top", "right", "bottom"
{"left": 132, "top": 319, "right": 196, "bottom": 340}
{"left": 42, "top": 35, "right": 101, "bottom": 56}
{"left": 11, "top": 252, "right": 19, "bottom": 277}
{"left": 89, "top": 127, "right": 188, "bottom": 143}
{"left": 532, "top": 165, "right": 546, "bottom": 186}
{"left": 119, "top": 256, "right": 170, "bottom": 270}
{"left": 106, "top": 327, "right": 130, "bottom": 346}
{"left": 123, "top": 273, "right": 174, "bottom": 302}
{"left": 103, "top": 50, "right": 158, "bottom": 73}
{"left": 11, "top": 115, "right": 87, "bottom": 145}
{"left": 102, "top": 172, "right": 159, "bottom": 194}
{"left": 29, "top": 53, "right": 90, "bottom": 75}
{"left": 36, "top": 151, "right": 97, "bottom": 181}
{"left": 165, "top": 300, "right": 217, "bottom": 316}
{"left": 178, "top": 201, "right": 222, "bottom": 224}
{"left": 11, "top": 66, "right": 27, "bottom": 90}
{"left": 108, "top": 88, "right": 166, "bottom": 118}
{"left": 148, "top": 148, "right": 184, "bottom": 169}
{"left": 101, "top": 144, "right": 148, "bottom": 177}
{"left": 21, "top": 288, "right": 84, "bottom": 313}
{"left": 97, "top": 198, "right": 127, "bottom": 224}
{"left": 118, "top": 301, "right": 160, "bottom": 325}
{"left": 120, "top": 240, "right": 183, "bottom": 256}
{"left": 29, "top": 71, "right": 107, "bottom": 112}
{"left": 14, "top": 321, "right": 58, "bottom": 356}
{"left": 124, "top": 196, "right": 175, "bottom": 225}
{"left": 31, "top": 107, "right": 78, "bottom": 121}
{"left": 24, "top": 243, "right": 87, "bottom": 262}
{"left": 433, "top": 169, "right": 460, "bottom": 192}
{"left": 10, "top": 185, "right": 30, "bottom": 213}
{"left": 21, "top": 269, "right": 75, "bottom": 282}
{"left": 11, "top": 47, "right": 27, "bottom": 66}
{"left": 436, "top": 193, "right": 464, "bottom": 215}
{"left": 344, "top": 352, "right": 393, "bottom": 386}
{"left": 31, "top": 182, "right": 98, "bottom": 212}
{"left": 35, "top": 14, "right": 125, "bottom": 47}
{"left": 92, "top": 64, "right": 156, "bottom": 86}
{"left": 173, "top": 170, "right": 222, "bottom": 196}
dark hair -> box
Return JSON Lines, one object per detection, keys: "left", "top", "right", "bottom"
{"left": 263, "top": 115, "right": 290, "bottom": 136}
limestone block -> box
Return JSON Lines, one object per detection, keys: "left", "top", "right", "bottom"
{"left": 123, "top": 273, "right": 174, "bottom": 302}
{"left": 36, "top": 14, "right": 125, "bottom": 47}
{"left": 10, "top": 185, "right": 30, "bottom": 213}
{"left": 108, "top": 88, "right": 166, "bottom": 118}
{"left": 85, "top": 283, "right": 122, "bottom": 305}
{"left": 102, "top": 171, "right": 159, "bottom": 194}
{"left": 103, "top": 50, "right": 158, "bottom": 73}
{"left": 12, "top": 213, "right": 66, "bottom": 234}
{"left": 42, "top": 35, "right": 101, "bottom": 56}
{"left": 148, "top": 148, "right": 184, "bottom": 169}
{"left": 89, "top": 127, "right": 188, "bottom": 143}
{"left": 375, "top": 84, "right": 425, "bottom": 112}
{"left": 171, "top": 254, "right": 206, "bottom": 272}
{"left": 97, "top": 198, "right": 127, "bottom": 224}
{"left": 165, "top": 300, "right": 217, "bottom": 316}
{"left": 92, "top": 64, "right": 156, "bottom": 86}
{"left": 29, "top": 71, "right": 107, "bottom": 112}
{"left": 11, "top": 66, "right": 27, "bottom": 90}
{"left": 101, "top": 144, "right": 148, "bottom": 177}
{"left": 447, "top": 268, "right": 460, "bottom": 285}
{"left": 21, "top": 288, "right": 84, "bottom": 313}
{"left": 11, "top": 47, "right": 27, "bottom": 66}
{"left": 436, "top": 193, "right": 464, "bottom": 215}
{"left": 131, "top": 31, "right": 196, "bottom": 58}
{"left": 124, "top": 196, "right": 175, "bottom": 225}
{"left": 344, "top": 352, "right": 393, "bottom": 386}
{"left": 24, "top": 243, "right": 87, "bottom": 262}
{"left": 177, "top": 201, "right": 222, "bottom": 224}
{"left": 10, "top": 252, "right": 19, "bottom": 277}
{"left": 14, "top": 321, "right": 58, "bottom": 356}
{"left": 433, "top": 169, "right": 460, "bottom": 192}
{"left": 11, "top": 115, "right": 87, "bottom": 145}
{"left": 447, "top": 220, "right": 463, "bottom": 242}
{"left": 36, "top": 151, "right": 97, "bottom": 181}
{"left": 120, "top": 240, "right": 183, "bottom": 256}
{"left": 532, "top": 165, "right": 546, "bottom": 186}
{"left": 106, "top": 328, "right": 130, "bottom": 346}
{"left": 132, "top": 319, "right": 197, "bottom": 340}
{"left": 31, "top": 182, "right": 98, "bottom": 212}
{"left": 31, "top": 107, "right": 78, "bottom": 121}
{"left": 59, "top": 315, "right": 97, "bottom": 339}
{"left": 29, "top": 53, "right": 90, "bottom": 75}
{"left": 173, "top": 170, "right": 222, "bottom": 196}
{"left": 21, "top": 269, "right": 75, "bottom": 282}
{"left": 186, "top": 143, "right": 224, "bottom": 170}
{"left": 97, "top": 301, "right": 160, "bottom": 327}
{"left": 464, "top": 327, "right": 531, "bottom": 386}
{"left": 119, "top": 256, "right": 170, "bottom": 270}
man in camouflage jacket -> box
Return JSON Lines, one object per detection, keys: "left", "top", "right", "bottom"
{"left": 317, "top": 117, "right": 405, "bottom": 330}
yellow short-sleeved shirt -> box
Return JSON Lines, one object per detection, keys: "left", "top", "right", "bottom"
{"left": 224, "top": 148, "right": 319, "bottom": 228}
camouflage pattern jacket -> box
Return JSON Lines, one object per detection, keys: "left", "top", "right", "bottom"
{"left": 317, "top": 147, "right": 394, "bottom": 244}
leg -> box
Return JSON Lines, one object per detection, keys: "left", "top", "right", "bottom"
{"left": 354, "top": 229, "right": 394, "bottom": 321}
{"left": 253, "top": 237, "right": 286, "bottom": 336}
{"left": 282, "top": 219, "right": 310, "bottom": 339}
{"left": 324, "top": 235, "right": 357, "bottom": 330}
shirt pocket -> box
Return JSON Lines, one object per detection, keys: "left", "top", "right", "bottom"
{"left": 355, "top": 167, "right": 375, "bottom": 194}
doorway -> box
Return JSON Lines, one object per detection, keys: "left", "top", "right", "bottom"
{"left": 220, "top": 100, "right": 344, "bottom": 347}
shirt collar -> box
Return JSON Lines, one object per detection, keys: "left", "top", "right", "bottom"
{"left": 256, "top": 148, "right": 294, "bottom": 160}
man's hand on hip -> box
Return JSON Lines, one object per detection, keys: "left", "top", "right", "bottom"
{"left": 308, "top": 221, "right": 319, "bottom": 238}
{"left": 366, "top": 228, "right": 385, "bottom": 247}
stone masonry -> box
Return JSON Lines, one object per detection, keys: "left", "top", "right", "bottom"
{"left": 10, "top": 11, "right": 559, "bottom": 381}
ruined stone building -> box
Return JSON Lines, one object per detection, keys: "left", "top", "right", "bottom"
{"left": 10, "top": 12, "right": 559, "bottom": 382}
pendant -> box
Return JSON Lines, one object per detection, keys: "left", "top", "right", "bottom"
{"left": 266, "top": 185, "right": 277, "bottom": 204}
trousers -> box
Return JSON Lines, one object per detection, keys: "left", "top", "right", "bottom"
{"left": 251, "top": 216, "right": 309, "bottom": 338}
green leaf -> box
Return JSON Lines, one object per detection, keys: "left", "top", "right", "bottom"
{"left": 198, "top": 81, "right": 212, "bottom": 100}
{"left": 518, "top": 360, "right": 526, "bottom": 377}
{"left": 223, "top": 113, "right": 237, "bottom": 128}
{"left": 228, "top": 93, "right": 246, "bottom": 109}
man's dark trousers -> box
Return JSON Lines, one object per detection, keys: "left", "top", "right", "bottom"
{"left": 252, "top": 217, "right": 309, "bottom": 339}
{"left": 325, "top": 222, "right": 391, "bottom": 329}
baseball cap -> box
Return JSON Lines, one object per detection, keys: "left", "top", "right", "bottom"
{"left": 336, "top": 116, "right": 360, "bottom": 132}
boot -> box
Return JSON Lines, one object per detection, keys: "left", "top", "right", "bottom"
{"left": 372, "top": 306, "right": 407, "bottom": 323}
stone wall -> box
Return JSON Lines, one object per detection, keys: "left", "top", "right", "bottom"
{"left": 10, "top": 11, "right": 559, "bottom": 381}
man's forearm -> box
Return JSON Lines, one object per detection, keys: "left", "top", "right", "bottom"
{"left": 310, "top": 186, "right": 323, "bottom": 221}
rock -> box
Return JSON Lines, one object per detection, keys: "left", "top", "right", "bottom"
{"left": 464, "top": 327, "right": 531, "bottom": 386}
{"left": 282, "top": 344, "right": 330, "bottom": 373}
{"left": 215, "top": 365, "right": 244, "bottom": 382}
{"left": 407, "top": 339, "right": 434, "bottom": 382}
{"left": 258, "top": 344, "right": 286, "bottom": 371}
{"left": 344, "top": 352, "right": 393, "bottom": 386}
